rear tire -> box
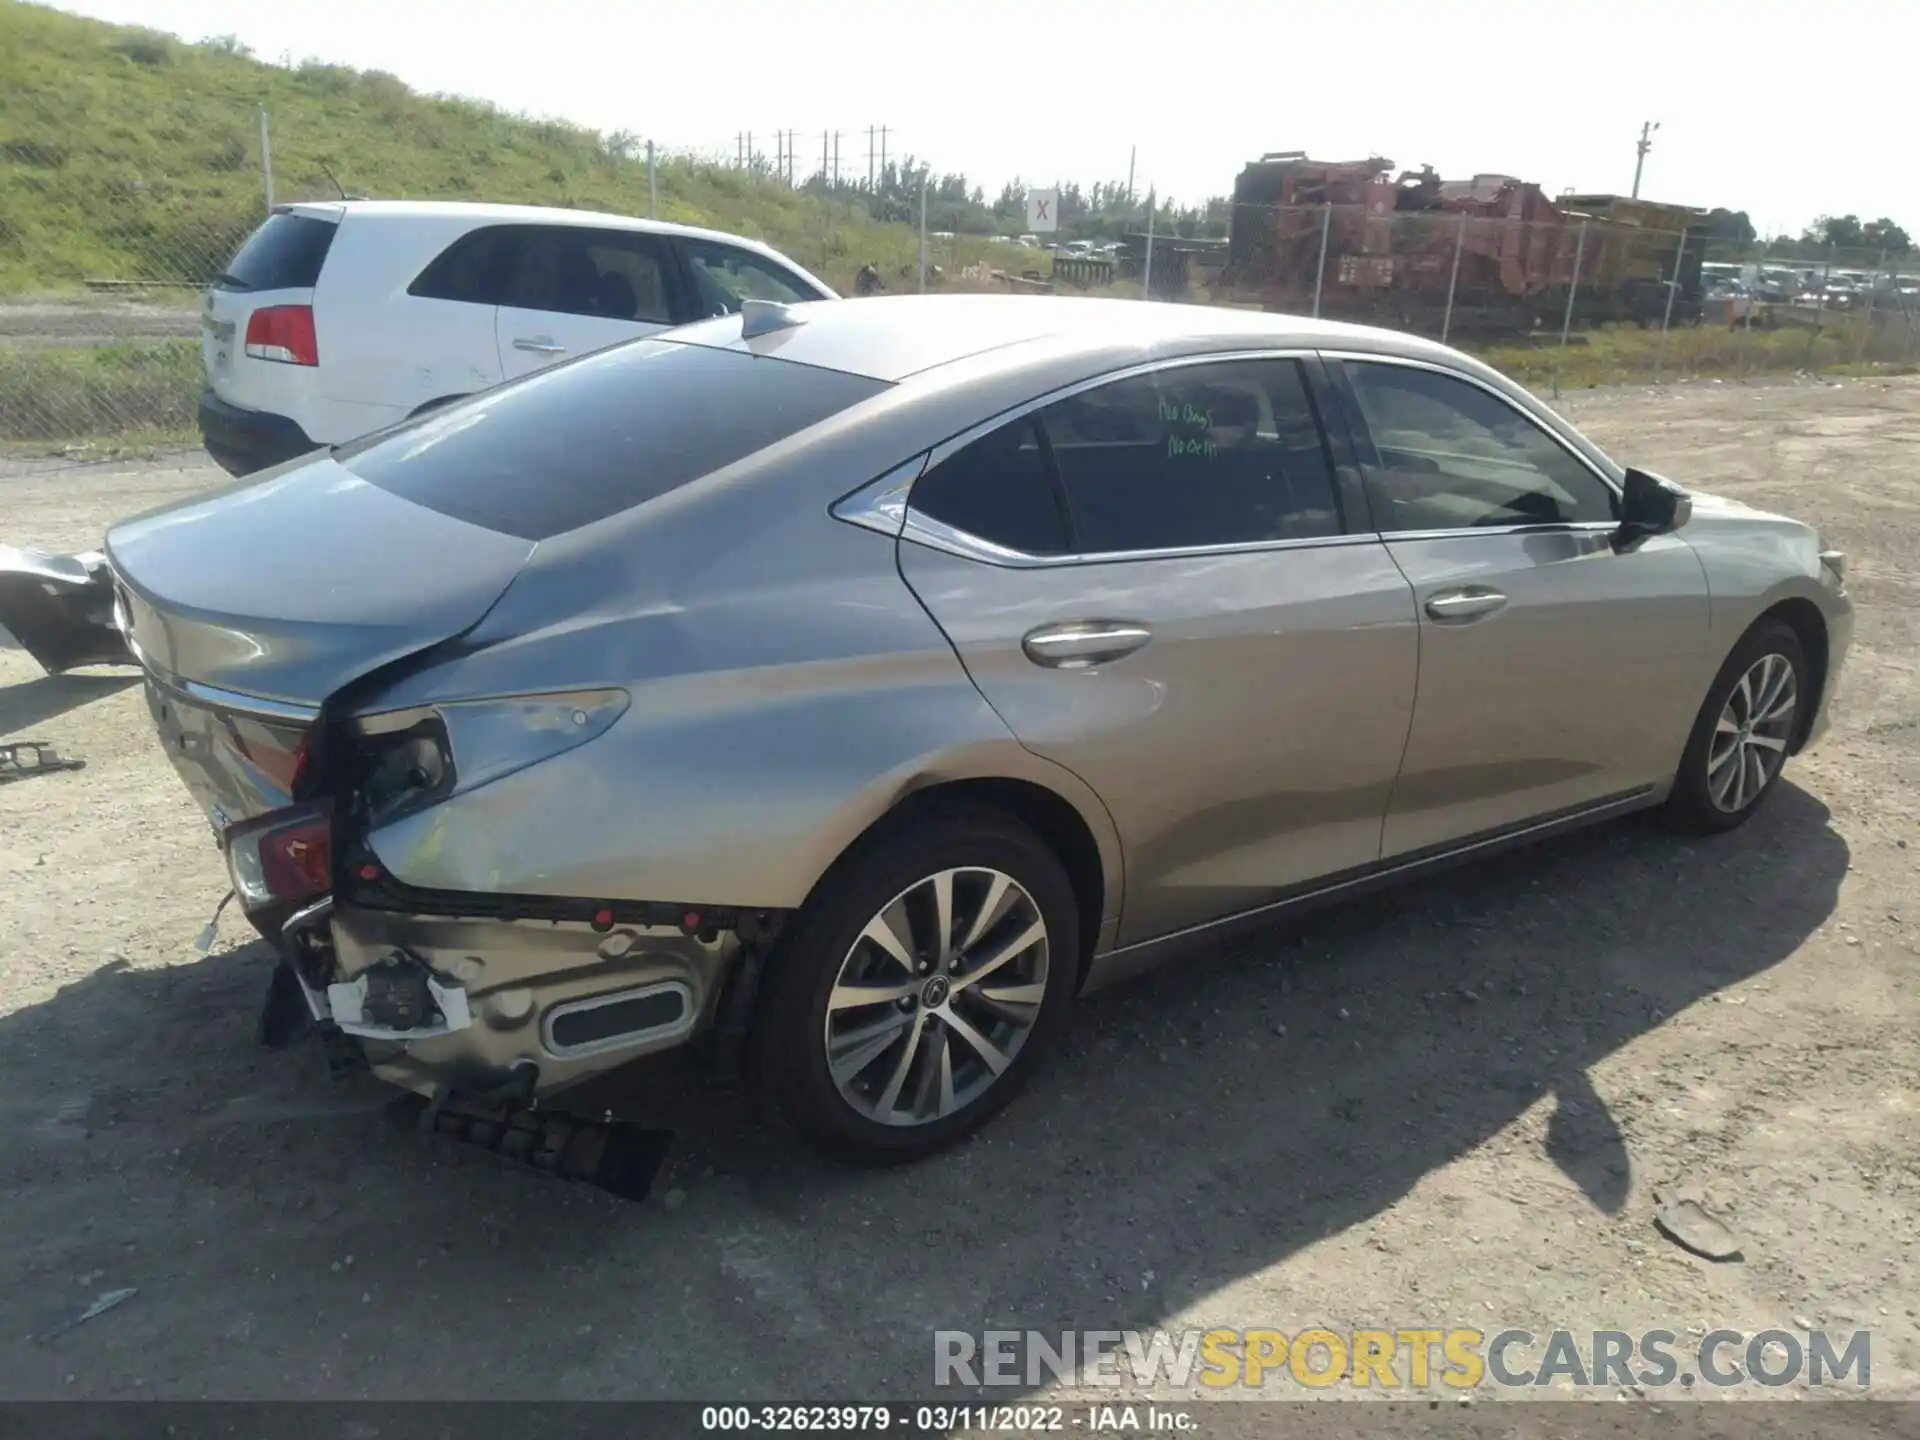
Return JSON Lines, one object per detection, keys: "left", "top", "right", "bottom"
{"left": 1661, "top": 618, "right": 1808, "bottom": 833}
{"left": 751, "top": 804, "right": 1079, "bottom": 1165}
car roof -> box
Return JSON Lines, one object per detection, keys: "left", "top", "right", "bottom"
{"left": 313, "top": 199, "right": 805, "bottom": 256}
{"left": 664, "top": 292, "right": 1471, "bottom": 384}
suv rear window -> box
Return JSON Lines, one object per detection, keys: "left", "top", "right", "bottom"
{"left": 338, "top": 340, "right": 887, "bottom": 540}
{"left": 214, "top": 211, "right": 338, "bottom": 292}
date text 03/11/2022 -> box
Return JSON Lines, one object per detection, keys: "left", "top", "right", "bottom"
{"left": 697, "top": 1404, "right": 1198, "bottom": 1433}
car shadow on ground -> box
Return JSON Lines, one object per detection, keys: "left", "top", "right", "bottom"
{"left": 0, "top": 671, "right": 138, "bottom": 737}
{"left": 0, "top": 784, "right": 1848, "bottom": 1397}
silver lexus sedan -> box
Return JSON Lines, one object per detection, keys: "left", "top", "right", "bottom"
{"left": 105, "top": 295, "right": 1852, "bottom": 1164}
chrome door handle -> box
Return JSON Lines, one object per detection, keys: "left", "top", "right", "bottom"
{"left": 1425, "top": 589, "right": 1508, "bottom": 622}
{"left": 1022, "top": 622, "right": 1152, "bottom": 669}
{"left": 512, "top": 337, "right": 567, "bottom": 355}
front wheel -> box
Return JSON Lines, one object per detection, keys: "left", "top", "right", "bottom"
{"left": 1662, "top": 619, "right": 1808, "bottom": 833}
{"left": 751, "top": 805, "right": 1079, "bottom": 1164}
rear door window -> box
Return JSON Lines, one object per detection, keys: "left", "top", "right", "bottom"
{"left": 410, "top": 225, "right": 682, "bottom": 322}
{"left": 214, "top": 212, "right": 338, "bottom": 292}
{"left": 338, "top": 340, "right": 887, "bottom": 540}
{"left": 1037, "top": 358, "right": 1344, "bottom": 553}
{"left": 500, "top": 226, "right": 680, "bottom": 323}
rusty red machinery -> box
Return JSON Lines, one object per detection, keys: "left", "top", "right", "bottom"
{"left": 1223, "top": 151, "right": 1706, "bottom": 336}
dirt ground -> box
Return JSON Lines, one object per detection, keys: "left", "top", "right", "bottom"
{"left": 1, "top": 376, "right": 1916, "bottom": 1405}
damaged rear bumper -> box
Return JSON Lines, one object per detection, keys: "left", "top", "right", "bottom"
{"left": 0, "top": 546, "right": 135, "bottom": 674}
{"left": 280, "top": 895, "right": 755, "bottom": 1103}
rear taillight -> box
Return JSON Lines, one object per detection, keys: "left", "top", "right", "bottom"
{"left": 244, "top": 305, "right": 318, "bottom": 366}
{"left": 224, "top": 799, "right": 333, "bottom": 912}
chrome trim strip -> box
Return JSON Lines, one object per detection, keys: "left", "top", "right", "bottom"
{"left": 541, "top": 980, "right": 696, "bottom": 1060}
{"left": 898, "top": 347, "right": 1369, "bottom": 570}
{"left": 142, "top": 666, "right": 323, "bottom": 723}
{"left": 920, "top": 346, "right": 1320, "bottom": 475}
{"left": 900, "top": 513, "right": 1383, "bottom": 570}
{"left": 281, "top": 895, "right": 336, "bottom": 939}
{"left": 829, "top": 452, "right": 928, "bottom": 538}
{"left": 1381, "top": 521, "right": 1618, "bottom": 544}
{"left": 889, "top": 343, "right": 1626, "bottom": 568}
{"left": 1099, "top": 787, "right": 1657, "bottom": 962}
{"left": 177, "top": 680, "right": 322, "bottom": 724}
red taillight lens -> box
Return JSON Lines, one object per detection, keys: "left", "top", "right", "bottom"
{"left": 224, "top": 799, "right": 333, "bottom": 912}
{"left": 243, "top": 305, "right": 318, "bottom": 366}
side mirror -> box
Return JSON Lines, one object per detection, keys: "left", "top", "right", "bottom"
{"left": 1612, "top": 467, "right": 1692, "bottom": 552}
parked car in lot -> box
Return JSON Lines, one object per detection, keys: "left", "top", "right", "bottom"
{"left": 195, "top": 201, "right": 837, "bottom": 475}
{"left": 107, "top": 295, "right": 1851, "bottom": 1164}
{"left": 1702, "top": 278, "right": 1763, "bottom": 324}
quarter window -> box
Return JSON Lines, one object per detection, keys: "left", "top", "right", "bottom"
{"left": 408, "top": 227, "right": 514, "bottom": 305}
{"left": 1341, "top": 361, "right": 1617, "bottom": 531}
{"left": 1038, "top": 358, "right": 1342, "bottom": 553}
{"left": 911, "top": 418, "right": 1069, "bottom": 555}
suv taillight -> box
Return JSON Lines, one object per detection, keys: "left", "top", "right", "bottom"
{"left": 244, "top": 305, "right": 318, "bottom": 366}
{"left": 224, "top": 799, "right": 333, "bottom": 912}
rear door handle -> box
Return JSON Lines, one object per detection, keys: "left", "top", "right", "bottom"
{"left": 1425, "top": 588, "right": 1508, "bottom": 622}
{"left": 512, "top": 337, "right": 567, "bottom": 355}
{"left": 1022, "top": 622, "right": 1152, "bottom": 669}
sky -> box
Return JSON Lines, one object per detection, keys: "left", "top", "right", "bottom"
{"left": 49, "top": 0, "right": 1911, "bottom": 236}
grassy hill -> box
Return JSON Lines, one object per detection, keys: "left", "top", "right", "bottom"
{"left": 0, "top": 0, "right": 1005, "bottom": 296}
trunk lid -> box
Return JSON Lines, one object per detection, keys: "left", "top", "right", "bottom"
{"left": 106, "top": 454, "right": 534, "bottom": 827}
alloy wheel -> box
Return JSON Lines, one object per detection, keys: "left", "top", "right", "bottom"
{"left": 1707, "top": 651, "right": 1797, "bottom": 813}
{"left": 822, "top": 867, "right": 1050, "bottom": 1127}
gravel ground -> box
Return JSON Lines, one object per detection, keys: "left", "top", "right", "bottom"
{"left": 1, "top": 377, "right": 1915, "bottom": 1405}
{"left": 0, "top": 298, "right": 199, "bottom": 348}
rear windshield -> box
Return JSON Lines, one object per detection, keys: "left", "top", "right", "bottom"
{"left": 215, "top": 212, "right": 338, "bottom": 292}
{"left": 338, "top": 340, "right": 888, "bottom": 540}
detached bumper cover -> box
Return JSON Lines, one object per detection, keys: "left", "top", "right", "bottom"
{"left": 0, "top": 545, "right": 135, "bottom": 674}
{"left": 197, "top": 389, "right": 320, "bottom": 476}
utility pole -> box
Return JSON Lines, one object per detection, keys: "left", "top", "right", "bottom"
{"left": 867, "top": 125, "right": 876, "bottom": 192}
{"left": 1631, "top": 120, "right": 1659, "bottom": 199}
{"left": 787, "top": 130, "right": 798, "bottom": 185}
{"left": 879, "top": 126, "right": 888, "bottom": 184}
{"left": 1126, "top": 145, "right": 1135, "bottom": 207}
{"left": 822, "top": 130, "right": 830, "bottom": 186}
{"left": 918, "top": 168, "right": 930, "bottom": 292}
{"left": 832, "top": 131, "right": 841, "bottom": 188}
{"left": 258, "top": 106, "right": 273, "bottom": 214}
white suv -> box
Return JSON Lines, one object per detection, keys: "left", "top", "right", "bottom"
{"left": 196, "top": 201, "right": 838, "bottom": 475}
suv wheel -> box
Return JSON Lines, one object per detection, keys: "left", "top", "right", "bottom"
{"left": 1662, "top": 618, "right": 1808, "bottom": 833}
{"left": 752, "top": 805, "right": 1079, "bottom": 1164}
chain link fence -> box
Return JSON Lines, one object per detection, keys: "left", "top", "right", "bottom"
{"left": 4, "top": 45, "right": 1916, "bottom": 474}
{"left": 1071, "top": 202, "right": 1920, "bottom": 397}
